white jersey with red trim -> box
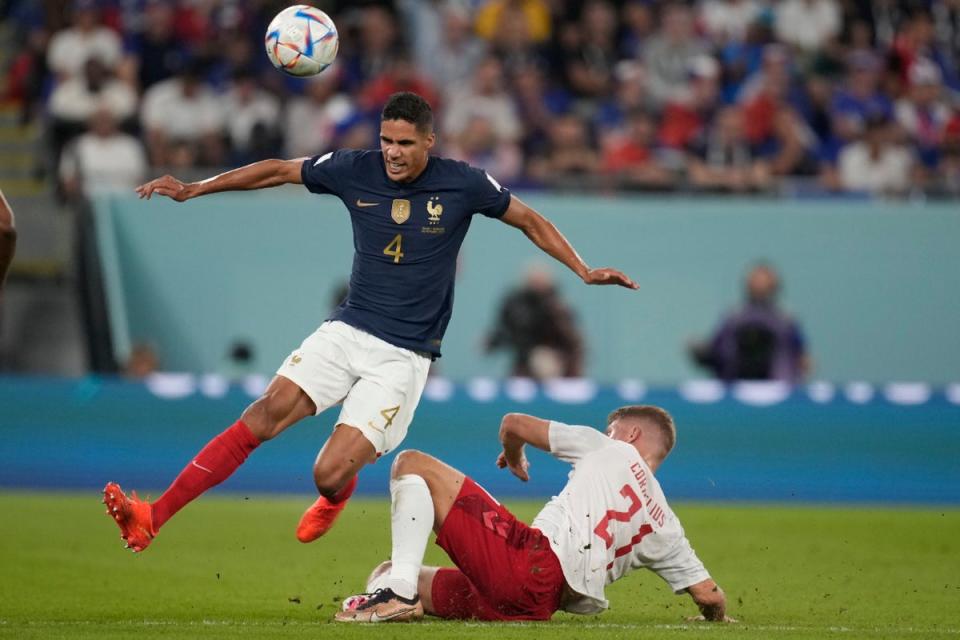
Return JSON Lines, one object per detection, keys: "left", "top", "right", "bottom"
{"left": 531, "top": 421, "right": 710, "bottom": 614}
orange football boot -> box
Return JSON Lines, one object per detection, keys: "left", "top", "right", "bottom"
{"left": 102, "top": 482, "right": 156, "bottom": 552}
{"left": 295, "top": 475, "right": 357, "bottom": 542}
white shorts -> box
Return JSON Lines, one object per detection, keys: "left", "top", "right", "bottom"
{"left": 276, "top": 321, "right": 431, "bottom": 456}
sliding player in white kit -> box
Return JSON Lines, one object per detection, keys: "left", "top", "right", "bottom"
{"left": 334, "top": 405, "right": 733, "bottom": 623}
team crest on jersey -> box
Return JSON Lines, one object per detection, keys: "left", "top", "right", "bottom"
{"left": 391, "top": 199, "right": 411, "bottom": 224}
{"left": 426, "top": 196, "right": 443, "bottom": 224}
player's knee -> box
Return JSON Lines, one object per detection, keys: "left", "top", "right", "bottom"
{"left": 391, "top": 449, "right": 428, "bottom": 479}
{"left": 312, "top": 463, "right": 352, "bottom": 498}
{"left": 240, "top": 401, "right": 272, "bottom": 441}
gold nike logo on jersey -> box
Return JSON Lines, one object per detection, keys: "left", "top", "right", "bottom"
{"left": 356, "top": 199, "right": 380, "bottom": 207}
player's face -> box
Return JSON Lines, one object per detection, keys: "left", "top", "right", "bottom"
{"left": 380, "top": 119, "right": 435, "bottom": 183}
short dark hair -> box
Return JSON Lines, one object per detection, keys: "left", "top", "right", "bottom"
{"left": 381, "top": 92, "right": 433, "bottom": 134}
{"left": 607, "top": 405, "right": 677, "bottom": 457}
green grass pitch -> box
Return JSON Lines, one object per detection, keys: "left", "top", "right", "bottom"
{"left": 1, "top": 491, "right": 958, "bottom": 639}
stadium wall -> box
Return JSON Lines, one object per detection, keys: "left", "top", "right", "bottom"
{"left": 92, "top": 193, "right": 960, "bottom": 384}
{"left": 2, "top": 376, "right": 958, "bottom": 503}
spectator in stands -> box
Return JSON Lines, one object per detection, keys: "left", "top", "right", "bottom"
{"left": 198, "top": 28, "right": 257, "bottom": 93}
{"left": 689, "top": 263, "right": 809, "bottom": 383}
{"left": 699, "top": 0, "right": 764, "bottom": 46}
{"left": 47, "top": 0, "right": 122, "bottom": 80}
{"left": 485, "top": 266, "right": 584, "bottom": 380}
{"left": 444, "top": 57, "right": 521, "bottom": 145}
{"left": 223, "top": 71, "right": 282, "bottom": 164}
{"left": 122, "top": 0, "right": 186, "bottom": 91}
{"left": 890, "top": 10, "right": 960, "bottom": 95}
{"left": 4, "top": 26, "right": 50, "bottom": 124}
{"left": 509, "top": 62, "right": 570, "bottom": 161}
{"left": 831, "top": 50, "right": 894, "bottom": 133}
{"left": 658, "top": 55, "right": 720, "bottom": 154}
{"left": 936, "top": 119, "right": 960, "bottom": 195}
{"left": 738, "top": 47, "right": 816, "bottom": 176}
{"left": 774, "top": 0, "right": 842, "bottom": 54}
{"left": 837, "top": 114, "right": 915, "bottom": 195}
{"left": 619, "top": 0, "right": 655, "bottom": 59}
{"left": 931, "top": 0, "right": 960, "bottom": 68}
{"left": 818, "top": 49, "right": 894, "bottom": 183}
{"left": 59, "top": 107, "right": 147, "bottom": 199}
{"left": 140, "top": 61, "right": 225, "bottom": 167}
{"left": 48, "top": 57, "right": 137, "bottom": 143}
{"left": 798, "top": 70, "right": 839, "bottom": 166}
{"left": 527, "top": 113, "right": 600, "bottom": 184}
{"left": 283, "top": 70, "right": 356, "bottom": 159}
{"left": 447, "top": 114, "right": 524, "bottom": 181}
{"left": 600, "top": 108, "right": 673, "bottom": 188}
{"left": 358, "top": 54, "right": 440, "bottom": 116}
{"left": 341, "top": 5, "right": 402, "bottom": 93}
{"left": 895, "top": 58, "right": 954, "bottom": 178}
{"left": 335, "top": 115, "right": 377, "bottom": 150}
{"left": 561, "top": 0, "right": 619, "bottom": 100}
{"left": 643, "top": 3, "right": 709, "bottom": 105}
{"left": 686, "top": 106, "right": 772, "bottom": 192}
{"left": 716, "top": 10, "right": 775, "bottom": 102}
{"left": 400, "top": 1, "right": 486, "bottom": 101}
{"left": 595, "top": 61, "right": 654, "bottom": 138}
{"left": 475, "top": 0, "right": 551, "bottom": 45}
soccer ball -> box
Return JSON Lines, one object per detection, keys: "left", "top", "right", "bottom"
{"left": 264, "top": 5, "right": 339, "bottom": 77}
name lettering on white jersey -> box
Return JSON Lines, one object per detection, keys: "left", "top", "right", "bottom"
{"left": 485, "top": 172, "right": 503, "bottom": 192}
{"left": 315, "top": 152, "right": 333, "bottom": 166}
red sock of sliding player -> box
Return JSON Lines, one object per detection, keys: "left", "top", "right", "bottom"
{"left": 151, "top": 420, "right": 261, "bottom": 530}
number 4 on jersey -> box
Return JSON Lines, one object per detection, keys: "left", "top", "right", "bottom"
{"left": 384, "top": 234, "right": 404, "bottom": 263}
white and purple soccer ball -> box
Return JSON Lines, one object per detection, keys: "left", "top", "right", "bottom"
{"left": 264, "top": 5, "right": 338, "bottom": 77}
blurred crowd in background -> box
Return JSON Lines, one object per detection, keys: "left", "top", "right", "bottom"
{"left": 3, "top": 0, "right": 960, "bottom": 199}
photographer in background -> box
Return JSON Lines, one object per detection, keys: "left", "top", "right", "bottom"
{"left": 485, "top": 266, "right": 585, "bottom": 379}
{"left": 689, "top": 262, "right": 809, "bottom": 383}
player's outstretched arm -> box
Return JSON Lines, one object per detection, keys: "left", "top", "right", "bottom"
{"left": 685, "top": 579, "right": 736, "bottom": 622}
{"left": 499, "top": 195, "right": 639, "bottom": 290}
{"left": 496, "top": 413, "right": 550, "bottom": 482}
{"left": 0, "top": 189, "right": 17, "bottom": 291}
{"left": 135, "top": 158, "right": 308, "bottom": 202}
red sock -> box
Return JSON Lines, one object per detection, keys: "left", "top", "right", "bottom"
{"left": 151, "top": 420, "right": 260, "bottom": 530}
{"left": 328, "top": 474, "right": 358, "bottom": 504}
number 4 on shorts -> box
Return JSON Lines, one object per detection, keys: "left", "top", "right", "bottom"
{"left": 380, "top": 406, "right": 400, "bottom": 429}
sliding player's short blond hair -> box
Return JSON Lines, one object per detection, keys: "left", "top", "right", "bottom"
{"left": 606, "top": 405, "right": 677, "bottom": 457}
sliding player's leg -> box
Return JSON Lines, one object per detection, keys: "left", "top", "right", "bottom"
{"left": 103, "top": 375, "right": 315, "bottom": 552}
{"left": 337, "top": 449, "right": 565, "bottom": 622}
{"left": 297, "top": 340, "right": 430, "bottom": 542}
{"left": 342, "top": 562, "right": 502, "bottom": 620}
{"left": 335, "top": 450, "right": 464, "bottom": 622}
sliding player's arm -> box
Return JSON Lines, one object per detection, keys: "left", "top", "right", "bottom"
{"left": 496, "top": 413, "right": 551, "bottom": 482}
{"left": 0, "top": 189, "right": 17, "bottom": 290}
{"left": 499, "top": 195, "right": 639, "bottom": 290}
{"left": 685, "top": 578, "right": 735, "bottom": 623}
{"left": 135, "top": 158, "right": 307, "bottom": 202}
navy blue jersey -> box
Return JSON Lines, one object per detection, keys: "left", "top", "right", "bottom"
{"left": 301, "top": 149, "right": 511, "bottom": 357}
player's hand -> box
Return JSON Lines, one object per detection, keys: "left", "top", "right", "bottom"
{"left": 135, "top": 175, "right": 193, "bottom": 201}
{"left": 582, "top": 267, "right": 639, "bottom": 290}
{"left": 496, "top": 452, "right": 530, "bottom": 482}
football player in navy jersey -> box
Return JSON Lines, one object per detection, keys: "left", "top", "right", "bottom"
{"left": 103, "top": 92, "right": 638, "bottom": 553}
